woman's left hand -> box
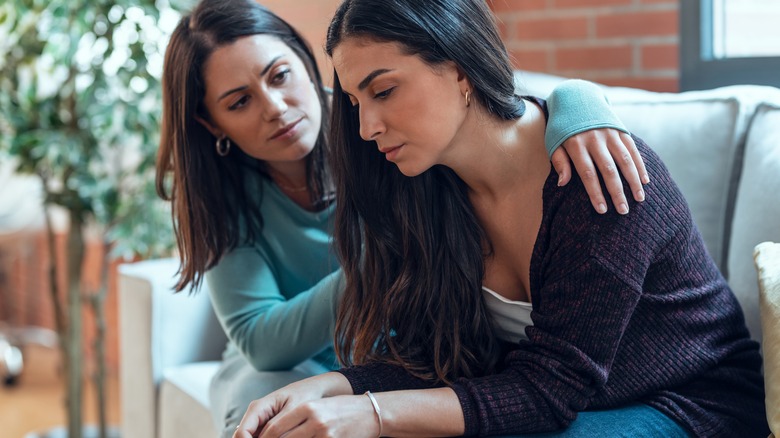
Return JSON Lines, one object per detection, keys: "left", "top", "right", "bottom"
{"left": 552, "top": 127, "right": 649, "bottom": 215}
{"left": 256, "top": 395, "right": 380, "bottom": 438}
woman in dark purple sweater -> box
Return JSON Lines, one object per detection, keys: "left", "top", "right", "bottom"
{"left": 232, "top": 0, "right": 769, "bottom": 437}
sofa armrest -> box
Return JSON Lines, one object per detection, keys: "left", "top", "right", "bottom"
{"left": 119, "top": 258, "right": 228, "bottom": 438}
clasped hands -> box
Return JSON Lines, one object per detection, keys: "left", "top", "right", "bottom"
{"left": 233, "top": 373, "right": 380, "bottom": 438}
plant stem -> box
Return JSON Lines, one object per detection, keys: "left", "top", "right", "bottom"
{"left": 39, "top": 175, "right": 68, "bottom": 347}
{"left": 90, "top": 241, "right": 110, "bottom": 438}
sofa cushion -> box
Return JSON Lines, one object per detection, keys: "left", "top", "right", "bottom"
{"left": 119, "top": 259, "right": 228, "bottom": 438}
{"left": 730, "top": 103, "right": 780, "bottom": 345}
{"left": 158, "top": 361, "right": 220, "bottom": 438}
{"left": 754, "top": 242, "right": 780, "bottom": 437}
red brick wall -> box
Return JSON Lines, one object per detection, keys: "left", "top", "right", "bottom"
{"left": 490, "top": 0, "right": 680, "bottom": 92}
{"left": 258, "top": 1, "right": 681, "bottom": 92}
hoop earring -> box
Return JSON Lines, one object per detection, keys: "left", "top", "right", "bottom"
{"left": 216, "top": 136, "right": 231, "bottom": 156}
{"left": 465, "top": 90, "right": 471, "bottom": 107}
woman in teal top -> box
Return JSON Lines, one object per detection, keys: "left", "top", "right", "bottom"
{"left": 155, "top": 0, "right": 644, "bottom": 436}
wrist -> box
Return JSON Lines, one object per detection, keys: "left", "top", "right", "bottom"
{"left": 370, "top": 388, "right": 464, "bottom": 437}
{"left": 364, "top": 391, "right": 384, "bottom": 437}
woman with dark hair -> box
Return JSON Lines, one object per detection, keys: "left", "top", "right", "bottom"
{"left": 156, "top": 0, "right": 654, "bottom": 436}
{"left": 156, "top": 1, "right": 340, "bottom": 436}
{"left": 232, "top": 0, "right": 769, "bottom": 437}
{"left": 156, "top": 2, "right": 341, "bottom": 436}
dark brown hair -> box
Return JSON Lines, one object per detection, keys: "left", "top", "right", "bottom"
{"left": 326, "top": 0, "right": 525, "bottom": 384}
{"left": 156, "top": 0, "right": 331, "bottom": 292}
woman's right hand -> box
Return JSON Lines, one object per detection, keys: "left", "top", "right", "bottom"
{"left": 233, "top": 372, "right": 352, "bottom": 438}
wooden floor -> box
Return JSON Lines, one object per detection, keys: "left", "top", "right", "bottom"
{"left": 0, "top": 345, "right": 120, "bottom": 438}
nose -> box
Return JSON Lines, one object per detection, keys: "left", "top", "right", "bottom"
{"left": 358, "top": 105, "right": 385, "bottom": 142}
{"left": 261, "top": 90, "right": 288, "bottom": 121}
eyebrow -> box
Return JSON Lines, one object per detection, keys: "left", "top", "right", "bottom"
{"left": 216, "top": 55, "right": 284, "bottom": 102}
{"left": 358, "top": 68, "right": 393, "bottom": 91}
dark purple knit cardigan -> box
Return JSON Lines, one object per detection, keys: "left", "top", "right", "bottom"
{"left": 337, "top": 102, "right": 769, "bottom": 437}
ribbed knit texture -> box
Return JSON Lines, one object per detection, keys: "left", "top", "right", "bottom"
{"left": 337, "top": 100, "right": 769, "bottom": 437}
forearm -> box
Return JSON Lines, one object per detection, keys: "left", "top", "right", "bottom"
{"left": 336, "top": 363, "right": 465, "bottom": 435}
{"left": 241, "top": 270, "right": 344, "bottom": 370}
{"left": 374, "top": 388, "right": 464, "bottom": 437}
{"left": 207, "top": 247, "right": 344, "bottom": 371}
{"left": 314, "top": 371, "right": 354, "bottom": 397}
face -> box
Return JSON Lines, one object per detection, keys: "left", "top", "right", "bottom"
{"left": 199, "top": 35, "right": 322, "bottom": 166}
{"left": 332, "top": 38, "right": 468, "bottom": 176}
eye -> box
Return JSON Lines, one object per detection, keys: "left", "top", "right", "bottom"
{"left": 374, "top": 87, "right": 394, "bottom": 99}
{"left": 271, "top": 68, "right": 291, "bottom": 85}
{"left": 228, "top": 95, "right": 250, "bottom": 111}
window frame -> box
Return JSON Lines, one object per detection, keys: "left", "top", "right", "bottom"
{"left": 680, "top": 0, "right": 780, "bottom": 91}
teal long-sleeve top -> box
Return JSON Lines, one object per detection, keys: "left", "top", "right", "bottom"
{"left": 204, "top": 79, "right": 629, "bottom": 372}
{"left": 205, "top": 178, "right": 344, "bottom": 371}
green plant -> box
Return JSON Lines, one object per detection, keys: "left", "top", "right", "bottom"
{"left": 0, "top": 1, "right": 180, "bottom": 436}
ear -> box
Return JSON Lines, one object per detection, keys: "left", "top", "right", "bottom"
{"left": 454, "top": 65, "right": 472, "bottom": 94}
{"left": 194, "top": 114, "right": 222, "bottom": 138}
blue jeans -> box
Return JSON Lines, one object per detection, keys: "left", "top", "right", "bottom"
{"left": 500, "top": 403, "right": 691, "bottom": 438}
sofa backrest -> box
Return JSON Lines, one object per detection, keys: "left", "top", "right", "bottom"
{"left": 727, "top": 102, "right": 780, "bottom": 344}
{"left": 516, "top": 70, "right": 780, "bottom": 344}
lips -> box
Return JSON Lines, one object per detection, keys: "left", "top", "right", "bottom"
{"left": 379, "top": 144, "right": 404, "bottom": 161}
{"left": 378, "top": 144, "right": 403, "bottom": 154}
{"left": 269, "top": 118, "right": 303, "bottom": 140}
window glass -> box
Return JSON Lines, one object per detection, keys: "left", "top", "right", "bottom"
{"left": 712, "top": 0, "right": 780, "bottom": 58}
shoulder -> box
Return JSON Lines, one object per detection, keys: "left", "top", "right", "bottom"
{"left": 546, "top": 133, "right": 689, "bottom": 230}
{"left": 538, "top": 137, "right": 693, "bottom": 272}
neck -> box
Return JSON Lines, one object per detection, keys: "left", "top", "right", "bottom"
{"left": 266, "top": 159, "right": 308, "bottom": 192}
{"left": 441, "top": 100, "right": 548, "bottom": 202}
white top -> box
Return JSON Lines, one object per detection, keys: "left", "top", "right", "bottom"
{"left": 482, "top": 286, "right": 534, "bottom": 343}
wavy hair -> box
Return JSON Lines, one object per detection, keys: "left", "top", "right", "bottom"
{"left": 326, "top": 0, "right": 526, "bottom": 384}
{"left": 156, "top": 0, "right": 331, "bottom": 292}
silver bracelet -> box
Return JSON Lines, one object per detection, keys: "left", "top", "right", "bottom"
{"left": 364, "top": 390, "right": 384, "bottom": 437}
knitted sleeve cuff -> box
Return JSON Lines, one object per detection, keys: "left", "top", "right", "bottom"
{"left": 545, "top": 79, "right": 629, "bottom": 157}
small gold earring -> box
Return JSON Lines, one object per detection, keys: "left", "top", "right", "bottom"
{"left": 465, "top": 90, "right": 471, "bottom": 107}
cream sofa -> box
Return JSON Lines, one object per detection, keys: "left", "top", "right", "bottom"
{"left": 119, "top": 72, "right": 780, "bottom": 438}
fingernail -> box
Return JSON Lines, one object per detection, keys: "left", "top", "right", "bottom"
{"left": 618, "top": 203, "right": 629, "bottom": 215}
{"left": 642, "top": 173, "right": 650, "bottom": 184}
{"left": 636, "top": 189, "right": 645, "bottom": 202}
{"left": 557, "top": 175, "right": 563, "bottom": 186}
{"left": 598, "top": 203, "right": 607, "bottom": 214}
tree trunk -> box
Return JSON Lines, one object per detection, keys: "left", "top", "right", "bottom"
{"left": 66, "top": 211, "right": 86, "bottom": 438}
{"left": 40, "top": 180, "right": 79, "bottom": 437}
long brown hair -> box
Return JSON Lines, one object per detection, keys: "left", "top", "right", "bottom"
{"left": 326, "top": 0, "right": 525, "bottom": 384}
{"left": 156, "top": 0, "right": 331, "bottom": 292}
